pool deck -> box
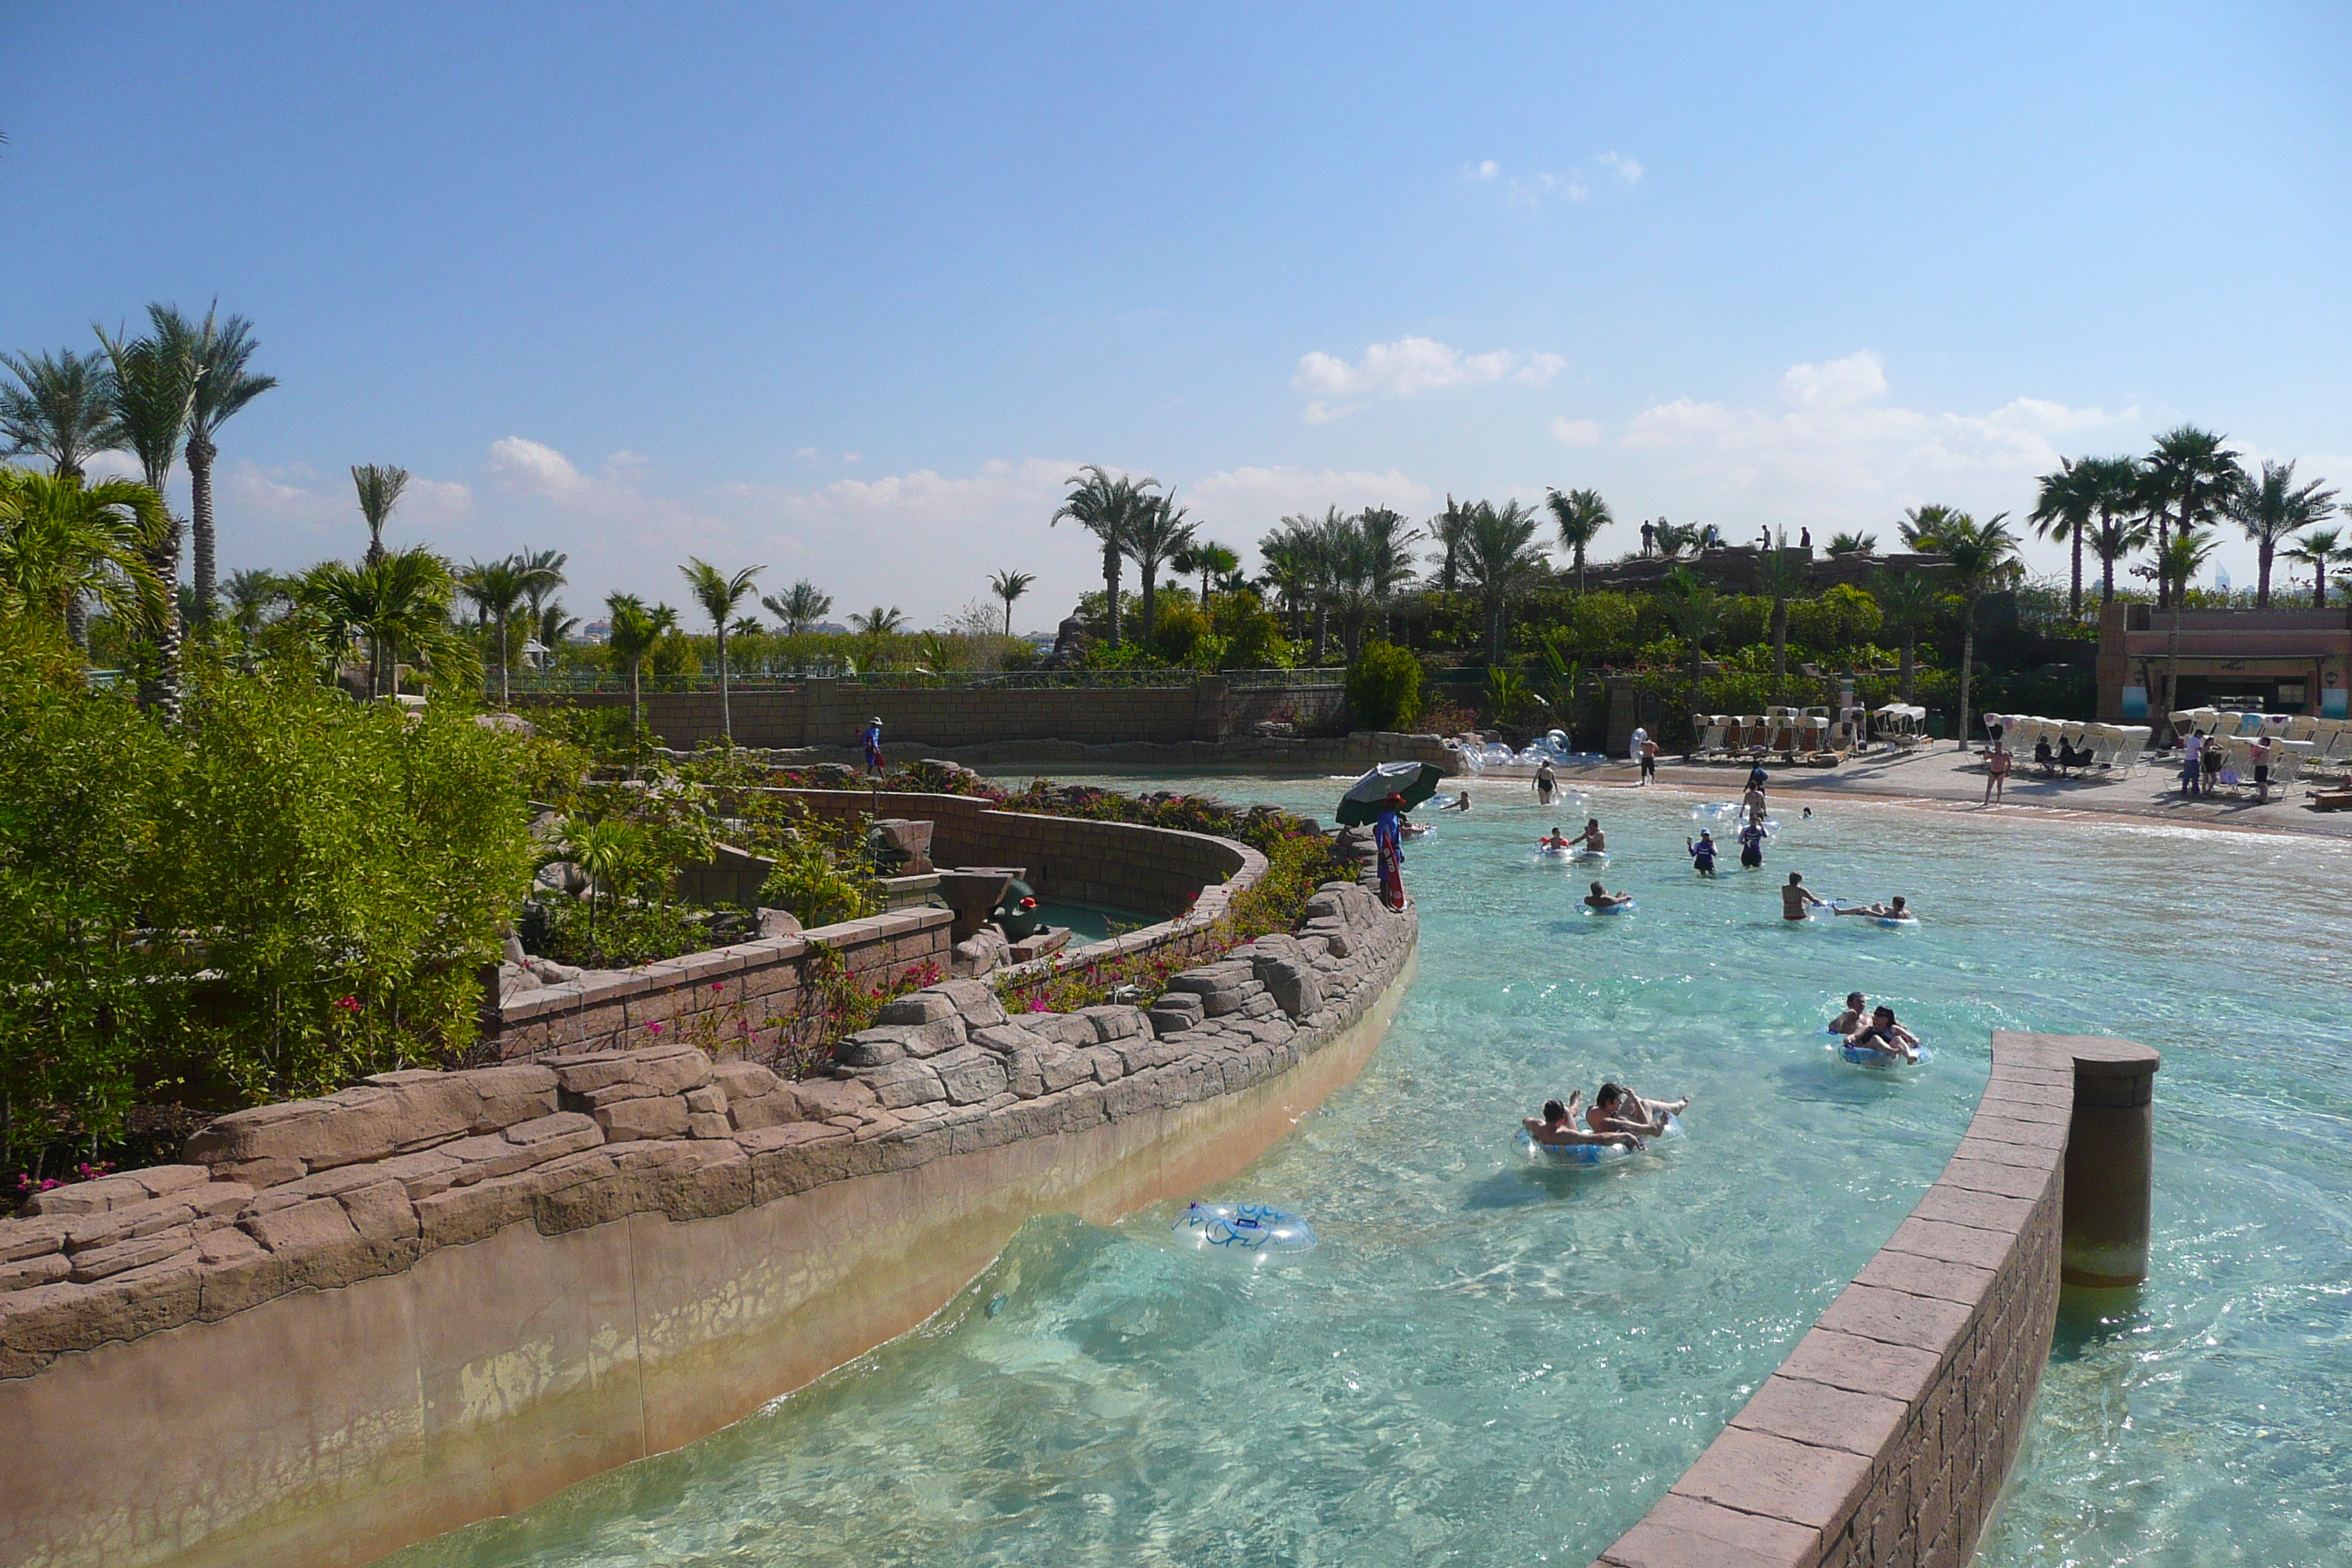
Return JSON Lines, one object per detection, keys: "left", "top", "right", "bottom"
{"left": 1493, "top": 745, "right": 2352, "bottom": 841}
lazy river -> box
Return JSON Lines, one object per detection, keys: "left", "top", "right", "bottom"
{"left": 389, "top": 777, "right": 2352, "bottom": 1568}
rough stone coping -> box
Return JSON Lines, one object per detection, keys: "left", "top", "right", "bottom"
{"left": 1590, "top": 1030, "right": 2161, "bottom": 1568}
{"left": 495, "top": 907, "right": 951, "bottom": 1024}
{"left": 0, "top": 867, "right": 1414, "bottom": 1381}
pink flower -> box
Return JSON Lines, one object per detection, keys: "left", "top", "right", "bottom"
{"left": 333, "top": 995, "right": 361, "bottom": 1014}
{"left": 712, "top": 981, "right": 727, "bottom": 992}
{"left": 647, "top": 1021, "right": 666, "bottom": 1036}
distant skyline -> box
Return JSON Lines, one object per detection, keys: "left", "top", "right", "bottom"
{"left": 4, "top": 2, "right": 2348, "bottom": 627}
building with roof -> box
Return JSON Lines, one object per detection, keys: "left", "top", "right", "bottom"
{"left": 2097, "top": 602, "right": 2352, "bottom": 721}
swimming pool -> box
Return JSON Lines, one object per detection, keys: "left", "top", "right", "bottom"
{"left": 388, "top": 779, "right": 2352, "bottom": 1567}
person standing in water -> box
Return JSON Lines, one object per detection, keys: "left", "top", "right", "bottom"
{"left": 1567, "top": 817, "right": 1606, "bottom": 853}
{"left": 1781, "top": 871, "right": 1825, "bottom": 921}
{"left": 1373, "top": 793, "right": 1408, "bottom": 911}
{"left": 1686, "top": 830, "right": 1719, "bottom": 875}
{"left": 1640, "top": 734, "right": 1659, "bottom": 784}
{"left": 1983, "top": 742, "right": 2012, "bottom": 805}
{"left": 1536, "top": 758, "right": 1556, "bottom": 805}
{"left": 1738, "top": 818, "right": 1767, "bottom": 869}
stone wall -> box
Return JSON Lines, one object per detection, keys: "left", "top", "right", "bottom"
{"left": 1588, "top": 1030, "right": 2160, "bottom": 1568}
{"left": 0, "top": 865, "right": 1414, "bottom": 1568}
{"left": 518, "top": 675, "right": 1348, "bottom": 750}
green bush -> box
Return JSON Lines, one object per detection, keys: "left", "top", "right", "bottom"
{"left": 1346, "top": 641, "right": 1422, "bottom": 731}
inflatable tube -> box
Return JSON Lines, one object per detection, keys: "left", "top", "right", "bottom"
{"left": 1831, "top": 903, "right": 1917, "bottom": 928}
{"left": 1516, "top": 1113, "right": 1684, "bottom": 1166}
{"left": 1583, "top": 899, "right": 1637, "bottom": 916}
{"left": 1534, "top": 845, "right": 1572, "bottom": 860}
{"left": 1830, "top": 1039, "right": 1933, "bottom": 1070}
{"left": 1568, "top": 848, "right": 1609, "bottom": 863}
{"left": 1173, "top": 1201, "right": 1316, "bottom": 1254}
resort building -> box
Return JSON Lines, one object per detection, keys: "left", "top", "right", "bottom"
{"left": 2097, "top": 601, "right": 2352, "bottom": 720}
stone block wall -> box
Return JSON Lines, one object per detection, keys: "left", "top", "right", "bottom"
{"left": 1589, "top": 1031, "right": 2153, "bottom": 1568}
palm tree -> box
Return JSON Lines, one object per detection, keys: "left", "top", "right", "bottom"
{"left": 459, "top": 557, "right": 559, "bottom": 709}
{"left": 1752, "top": 529, "right": 1810, "bottom": 705}
{"left": 2228, "top": 460, "right": 2338, "bottom": 608}
{"left": 848, "top": 606, "right": 908, "bottom": 636}
{"left": 1869, "top": 570, "right": 1945, "bottom": 705}
{"left": 605, "top": 593, "right": 679, "bottom": 731}
{"left": 2029, "top": 458, "right": 2100, "bottom": 619}
{"left": 1256, "top": 524, "right": 1316, "bottom": 642}
{"left": 297, "top": 549, "right": 467, "bottom": 700}
{"left": 2076, "top": 456, "right": 2149, "bottom": 607}
{"left": 537, "top": 601, "right": 579, "bottom": 656}
{"left": 1120, "top": 490, "right": 1196, "bottom": 646}
{"left": 1935, "top": 512, "right": 2021, "bottom": 751}
{"left": 223, "top": 567, "right": 289, "bottom": 640}
{"left": 351, "top": 464, "right": 410, "bottom": 567}
{"left": 97, "top": 322, "right": 198, "bottom": 722}
{"left": 1429, "top": 497, "right": 1472, "bottom": 592}
{"left": 762, "top": 579, "right": 832, "bottom": 636}
{"left": 513, "top": 546, "right": 568, "bottom": 632}
{"left": 1189, "top": 541, "right": 1240, "bottom": 604}
{"left": 1053, "top": 464, "right": 1158, "bottom": 649}
{"left": 2141, "top": 426, "right": 2242, "bottom": 611}
{"left": 2155, "top": 528, "right": 2220, "bottom": 720}
{"left": 1656, "top": 565, "right": 1722, "bottom": 753}
{"left": 1544, "top": 487, "right": 1610, "bottom": 593}
{"left": 0, "top": 348, "right": 121, "bottom": 481}
{"left": 0, "top": 470, "right": 169, "bottom": 633}
{"left": 1357, "top": 508, "right": 1420, "bottom": 641}
{"left": 1456, "top": 500, "right": 1548, "bottom": 666}
{"left": 987, "top": 569, "right": 1035, "bottom": 637}
{"left": 147, "top": 303, "right": 275, "bottom": 626}
{"left": 1825, "top": 531, "right": 1877, "bottom": 557}
{"left": 2285, "top": 527, "right": 2344, "bottom": 608}
{"left": 1898, "top": 503, "right": 1959, "bottom": 551}
{"left": 679, "top": 558, "right": 764, "bottom": 743}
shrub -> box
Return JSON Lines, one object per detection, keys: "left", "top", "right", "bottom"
{"left": 1346, "top": 641, "right": 1422, "bottom": 731}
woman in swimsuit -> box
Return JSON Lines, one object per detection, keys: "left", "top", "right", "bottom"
{"left": 1687, "top": 831, "right": 1718, "bottom": 875}
{"left": 1525, "top": 1095, "right": 1640, "bottom": 1153}
{"left": 1737, "top": 820, "right": 1766, "bottom": 868}
{"left": 1847, "top": 1006, "right": 1922, "bottom": 1064}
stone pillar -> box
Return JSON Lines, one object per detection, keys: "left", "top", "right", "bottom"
{"left": 1192, "top": 674, "right": 1230, "bottom": 742}
{"left": 2063, "top": 1039, "right": 2162, "bottom": 1287}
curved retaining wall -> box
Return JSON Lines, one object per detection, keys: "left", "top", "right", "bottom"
{"left": 1590, "top": 1030, "right": 2160, "bottom": 1568}
{"left": 0, "top": 867, "right": 1414, "bottom": 1568}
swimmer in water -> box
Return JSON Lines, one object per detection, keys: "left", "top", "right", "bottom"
{"left": 1540, "top": 826, "right": 1572, "bottom": 851}
{"left": 1583, "top": 881, "right": 1634, "bottom": 911}
{"left": 1834, "top": 896, "right": 1914, "bottom": 921}
{"left": 1524, "top": 1095, "right": 1640, "bottom": 1152}
{"left": 1781, "top": 872, "right": 1826, "bottom": 921}
{"left": 1567, "top": 817, "right": 1605, "bottom": 853}
{"left": 1846, "top": 1006, "right": 1922, "bottom": 1064}
{"left": 1586, "top": 1082, "right": 1689, "bottom": 1140}
{"left": 1737, "top": 818, "right": 1767, "bottom": 869}
{"left": 1440, "top": 791, "right": 1473, "bottom": 812}
{"left": 1687, "top": 830, "right": 1719, "bottom": 875}
{"left": 1828, "top": 991, "right": 1868, "bottom": 1033}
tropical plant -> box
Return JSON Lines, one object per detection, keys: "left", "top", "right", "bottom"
{"left": 1751, "top": 529, "right": 1810, "bottom": 705}
{"left": 1174, "top": 540, "right": 1240, "bottom": 605}
{"left": 987, "top": 569, "right": 1035, "bottom": 636}
{"left": 1651, "top": 519, "right": 1703, "bottom": 557}
{"left": 604, "top": 593, "right": 679, "bottom": 730}
{"left": 0, "top": 470, "right": 169, "bottom": 631}
{"left": 1356, "top": 507, "right": 1420, "bottom": 642}
{"left": 2284, "top": 527, "right": 2345, "bottom": 608}
{"left": 1120, "top": 489, "right": 1196, "bottom": 645}
{"left": 1345, "top": 641, "right": 1422, "bottom": 731}
{"left": 223, "top": 568, "right": 290, "bottom": 639}
{"left": 1053, "top": 464, "right": 1159, "bottom": 649}
{"left": 2141, "top": 426, "right": 2242, "bottom": 611}
{"left": 513, "top": 546, "right": 567, "bottom": 633}
{"left": 1935, "top": 512, "right": 2021, "bottom": 750}
{"left": 147, "top": 303, "right": 275, "bottom": 625}
{"left": 679, "top": 557, "right": 764, "bottom": 743}
{"left": 1869, "top": 570, "right": 1945, "bottom": 705}
{"left": 1544, "top": 487, "right": 1611, "bottom": 592}
{"left": 1825, "top": 531, "right": 1877, "bottom": 557}
{"left": 459, "top": 555, "right": 559, "bottom": 708}
{"left": 1256, "top": 524, "right": 1317, "bottom": 643}
{"left": 1428, "top": 496, "right": 1472, "bottom": 592}
{"left": 97, "top": 323, "right": 198, "bottom": 721}
{"left": 848, "top": 605, "right": 908, "bottom": 636}
{"left": 1898, "top": 503, "right": 1959, "bottom": 551}
{"left": 296, "top": 548, "right": 469, "bottom": 700}
{"left": 2155, "top": 528, "right": 2220, "bottom": 719}
{"left": 2029, "top": 457, "right": 2100, "bottom": 619}
{"left": 350, "top": 464, "right": 410, "bottom": 567}
{"left": 1313, "top": 508, "right": 1372, "bottom": 658}
{"left": 1656, "top": 565, "right": 1721, "bottom": 750}
{"left": 557, "top": 818, "right": 657, "bottom": 963}
{"left": 762, "top": 578, "right": 833, "bottom": 636}
{"left": 2074, "top": 456, "right": 2149, "bottom": 607}
{"left": 1456, "top": 500, "right": 1548, "bottom": 666}
{"left": 0, "top": 348, "right": 120, "bottom": 481}
{"left": 2228, "top": 459, "right": 2338, "bottom": 608}
{"left": 536, "top": 601, "right": 579, "bottom": 655}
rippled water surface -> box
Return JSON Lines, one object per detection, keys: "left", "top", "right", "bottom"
{"left": 391, "top": 777, "right": 2352, "bottom": 1567}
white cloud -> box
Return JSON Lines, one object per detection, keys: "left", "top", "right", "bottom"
{"left": 1550, "top": 418, "right": 1604, "bottom": 448}
{"left": 487, "top": 435, "right": 590, "bottom": 497}
{"left": 1292, "top": 336, "right": 1565, "bottom": 421}
{"left": 1470, "top": 154, "right": 1643, "bottom": 208}
{"left": 1596, "top": 150, "right": 1643, "bottom": 186}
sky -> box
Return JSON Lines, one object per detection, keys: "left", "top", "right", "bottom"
{"left": 4, "top": 2, "right": 2348, "bottom": 629}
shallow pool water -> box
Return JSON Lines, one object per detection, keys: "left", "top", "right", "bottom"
{"left": 390, "top": 778, "right": 2352, "bottom": 1567}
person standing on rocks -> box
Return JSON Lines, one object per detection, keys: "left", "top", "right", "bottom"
{"left": 1373, "top": 793, "right": 1409, "bottom": 911}
{"left": 861, "top": 715, "right": 886, "bottom": 776}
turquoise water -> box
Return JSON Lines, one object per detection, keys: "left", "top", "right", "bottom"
{"left": 1033, "top": 899, "right": 1153, "bottom": 943}
{"left": 390, "top": 779, "right": 2352, "bottom": 1567}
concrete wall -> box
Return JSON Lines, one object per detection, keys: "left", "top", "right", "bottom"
{"left": 1589, "top": 1030, "right": 2160, "bottom": 1568}
{"left": 519, "top": 676, "right": 1348, "bottom": 750}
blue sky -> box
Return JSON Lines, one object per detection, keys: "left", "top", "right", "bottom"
{"left": 5, "top": 2, "right": 2348, "bottom": 627}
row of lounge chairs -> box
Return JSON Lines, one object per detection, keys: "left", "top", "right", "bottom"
{"left": 1689, "top": 706, "right": 1851, "bottom": 766}
{"left": 2165, "top": 709, "right": 2352, "bottom": 794}
{"left": 1978, "top": 716, "right": 2154, "bottom": 780}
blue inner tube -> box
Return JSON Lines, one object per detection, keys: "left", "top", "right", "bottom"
{"left": 1174, "top": 1201, "right": 1316, "bottom": 1254}
{"left": 1584, "top": 899, "right": 1637, "bottom": 915}
{"left": 1832, "top": 1039, "right": 1933, "bottom": 1068}
{"left": 1535, "top": 845, "right": 1572, "bottom": 859}
{"left": 1516, "top": 1114, "right": 1684, "bottom": 1166}
{"left": 1569, "top": 848, "right": 1609, "bottom": 862}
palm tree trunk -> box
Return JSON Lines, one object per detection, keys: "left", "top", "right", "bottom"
{"left": 1956, "top": 602, "right": 1976, "bottom": 750}
{"left": 717, "top": 627, "right": 732, "bottom": 743}
{"left": 2155, "top": 508, "right": 2172, "bottom": 611}
{"left": 1770, "top": 598, "right": 1789, "bottom": 706}
{"left": 2256, "top": 542, "right": 2273, "bottom": 609}
{"left": 2318, "top": 561, "right": 2330, "bottom": 609}
{"left": 2165, "top": 598, "right": 2184, "bottom": 719}
{"left": 1101, "top": 545, "right": 1122, "bottom": 649}
{"left": 496, "top": 610, "right": 511, "bottom": 709}
{"left": 188, "top": 434, "right": 217, "bottom": 626}
{"left": 1486, "top": 595, "right": 1504, "bottom": 666}
{"left": 629, "top": 662, "right": 643, "bottom": 730}
{"left": 1899, "top": 632, "right": 1916, "bottom": 705}
{"left": 1311, "top": 600, "right": 1328, "bottom": 663}
{"left": 1139, "top": 565, "right": 1158, "bottom": 646}
{"left": 2068, "top": 523, "right": 2083, "bottom": 619}
{"left": 64, "top": 594, "right": 87, "bottom": 652}
{"left": 2100, "top": 553, "right": 2116, "bottom": 607}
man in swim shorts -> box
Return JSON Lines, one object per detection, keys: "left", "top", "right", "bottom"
{"left": 1847, "top": 1006, "right": 1921, "bottom": 1064}
{"left": 1829, "top": 992, "right": 1868, "bottom": 1033}
{"left": 1686, "top": 830, "right": 1718, "bottom": 875}
{"left": 1586, "top": 1082, "right": 1689, "bottom": 1139}
{"left": 1833, "top": 895, "right": 1913, "bottom": 921}
{"left": 1441, "top": 791, "right": 1472, "bottom": 812}
{"left": 1983, "top": 742, "right": 2011, "bottom": 804}
{"left": 1525, "top": 1096, "right": 1640, "bottom": 1153}
{"left": 1781, "top": 871, "right": 1825, "bottom": 920}
{"left": 1640, "top": 735, "right": 1658, "bottom": 783}
{"left": 1567, "top": 817, "right": 1605, "bottom": 853}
{"left": 1583, "top": 881, "right": 1634, "bottom": 911}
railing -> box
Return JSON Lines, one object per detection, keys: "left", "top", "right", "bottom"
{"left": 499, "top": 667, "right": 1346, "bottom": 696}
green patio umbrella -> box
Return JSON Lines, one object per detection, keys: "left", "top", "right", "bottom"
{"left": 1335, "top": 761, "right": 1445, "bottom": 826}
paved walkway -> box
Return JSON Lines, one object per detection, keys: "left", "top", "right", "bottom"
{"left": 1505, "top": 745, "right": 2352, "bottom": 841}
